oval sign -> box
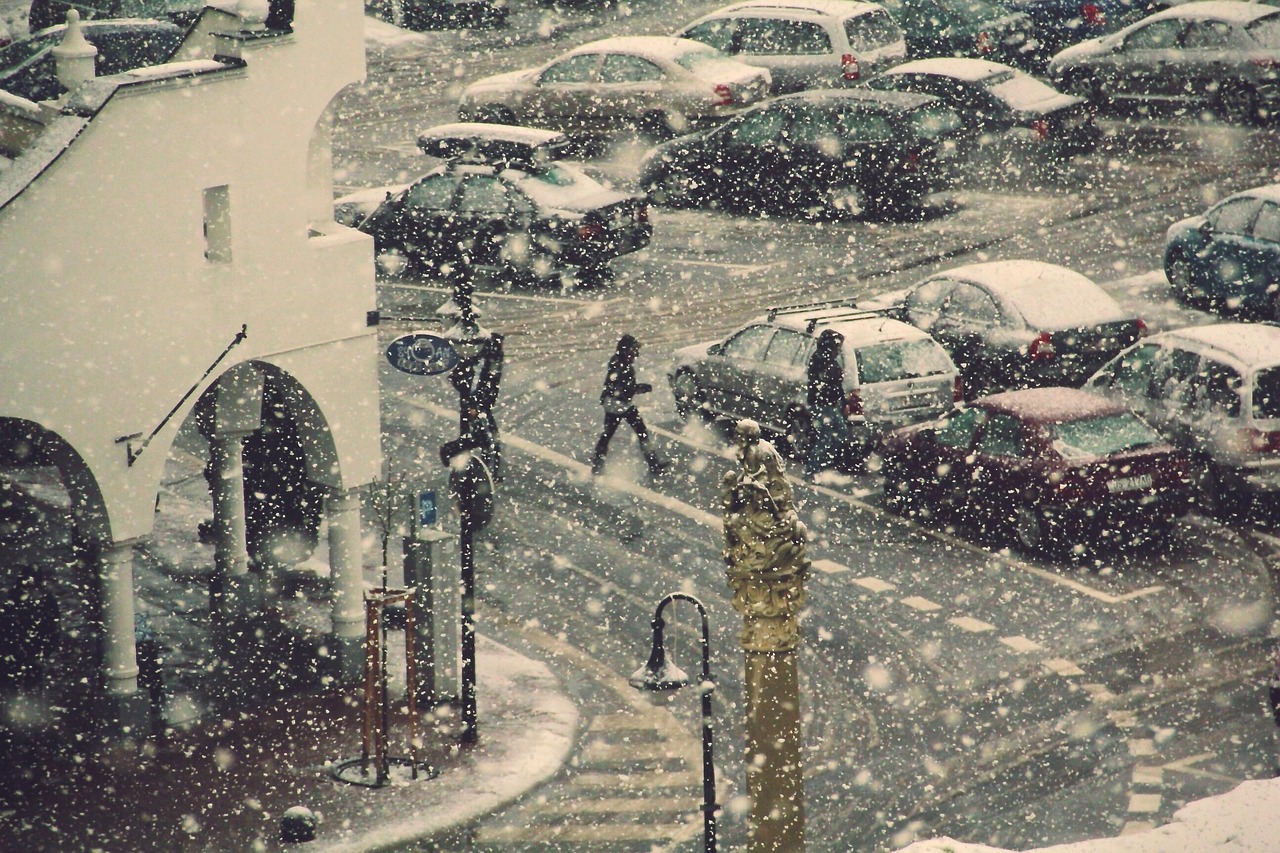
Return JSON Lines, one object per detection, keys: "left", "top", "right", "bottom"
{"left": 386, "top": 332, "right": 459, "bottom": 376}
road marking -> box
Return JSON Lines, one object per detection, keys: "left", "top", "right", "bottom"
{"left": 1127, "top": 793, "right": 1162, "bottom": 813}
{"left": 410, "top": 399, "right": 1165, "bottom": 605}
{"left": 852, "top": 576, "right": 896, "bottom": 593}
{"left": 1044, "top": 658, "right": 1086, "bottom": 677}
{"left": 664, "top": 258, "right": 780, "bottom": 277}
{"left": 379, "top": 280, "right": 601, "bottom": 306}
{"left": 1132, "top": 766, "right": 1163, "bottom": 785}
{"left": 948, "top": 616, "right": 994, "bottom": 633}
{"left": 1082, "top": 682, "right": 1116, "bottom": 703}
{"left": 1120, "top": 821, "right": 1156, "bottom": 836}
{"left": 1128, "top": 738, "right": 1157, "bottom": 757}
{"left": 900, "top": 596, "right": 942, "bottom": 612}
{"left": 1162, "top": 752, "right": 1238, "bottom": 783}
{"left": 1000, "top": 635, "right": 1042, "bottom": 653}
{"left": 812, "top": 559, "right": 849, "bottom": 574}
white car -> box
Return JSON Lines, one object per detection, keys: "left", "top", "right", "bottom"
{"left": 676, "top": 0, "right": 906, "bottom": 93}
{"left": 1085, "top": 322, "right": 1280, "bottom": 516}
{"left": 458, "top": 36, "right": 772, "bottom": 140}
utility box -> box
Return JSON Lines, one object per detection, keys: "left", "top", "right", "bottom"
{"left": 402, "top": 528, "right": 460, "bottom": 709}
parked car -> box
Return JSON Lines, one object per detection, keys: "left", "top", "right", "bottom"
{"left": 1047, "top": 0, "right": 1280, "bottom": 124}
{"left": 1002, "top": 0, "right": 1149, "bottom": 59}
{"left": 1164, "top": 183, "right": 1280, "bottom": 319}
{"left": 865, "top": 260, "right": 1147, "bottom": 397}
{"left": 675, "top": 0, "right": 907, "bottom": 94}
{"left": 28, "top": 0, "right": 203, "bottom": 32}
{"left": 336, "top": 123, "right": 652, "bottom": 285}
{"left": 1084, "top": 322, "right": 1280, "bottom": 516}
{"left": 366, "top": 0, "right": 507, "bottom": 31}
{"left": 457, "top": 36, "right": 772, "bottom": 141}
{"left": 669, "top": 300, "right": 961, "bottom": 464}
{"left": 0, "top": 17, "right": 184, "bottom": 102}
{"left": 874, "top": 0, "right": 1039, "bottom": 68}
{"left": 863, "top": 57, "right": 1100, "bottom": 168}
{"left": 880, "top": 386, "right": 1193, "bottom": 553}
{"left": 638, "top": 88, "right": 966, "bottom": 219}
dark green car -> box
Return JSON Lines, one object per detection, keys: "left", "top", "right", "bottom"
{"left": 875, "top": 0, "right": 1039, "bottom": 69}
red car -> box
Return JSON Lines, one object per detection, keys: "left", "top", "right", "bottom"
{"left": 880, "top": 386, "right": 1192, "bottom": 554}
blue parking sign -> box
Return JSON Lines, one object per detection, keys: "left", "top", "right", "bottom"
{"left": 418, "top": 490, "right": 437, "bottom": 529}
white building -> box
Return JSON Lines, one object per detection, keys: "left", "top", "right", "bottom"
{"left": 0, "top": 0, "right": 380, "bottom": 735}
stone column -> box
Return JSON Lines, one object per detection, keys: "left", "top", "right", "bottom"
{"left": 327, "top": 486, "right": 365, "bottom": 683}
{"left": 97, "top": 540, "right": 150, "bottom": 736}
{"left": 722, "top": 420, "right": 809, "bottom": 853}
{"left": 208, "top": 429, "right": 258, "bottom": 617}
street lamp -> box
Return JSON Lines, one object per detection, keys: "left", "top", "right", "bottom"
{"left": 629, "top": 593, "right": 718, "bottom": 853}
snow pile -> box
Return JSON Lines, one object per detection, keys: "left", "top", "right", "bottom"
{"left": 899, "top": 778, "right": 1280, "bottom": 853}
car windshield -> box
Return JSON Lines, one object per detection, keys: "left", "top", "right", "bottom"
{"left": 1253, "top": 368, "right": 1280, "bottom": 419}
{"left": 675, "top": 44, "right": 725, "bottom": 71}
{"left": 1248, "top": 15, "right": 1280, "bottom": 48}
{"left": 1007, "top": 276, "right": 1129, "bottom": 328}
{"left": 516, "top": 163, "right": 608, "bottom": 206}
{"left": 985, "top": 69, "right": 1063, "bottom": 110}
{"left": 856, "top": 338, "right": 954, "bottom": 383}
{"left": 1048, "top": 413, "right": 1162, "bottom": 459}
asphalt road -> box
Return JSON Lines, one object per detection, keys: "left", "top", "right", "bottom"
{"left": 335, "top": 6, "right": 1280, "bottom": 850}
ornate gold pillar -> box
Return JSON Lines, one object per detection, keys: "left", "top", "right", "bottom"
{"left": 722, "top": 420, "right": 809, "bottom": 852}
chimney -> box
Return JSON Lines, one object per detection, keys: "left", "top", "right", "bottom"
{"left": 238, "top": 0, "right": 270, "bottom": 31}
{"left": 51, "top": 10, "right": 98, "bottom": 91}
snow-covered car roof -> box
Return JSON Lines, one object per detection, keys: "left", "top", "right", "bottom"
{"left": 931, "top": 260, "right": 1132, "bottom": 328}
{"left": 975, "top": 386, "right": 1129, "bottom": 424}
{"left": 1220, "top": 182, "right": 1280, "bottom": 206}
{"left": 565, "top": 35, "right": 722, "bottom": 62}
{"left": 878, "top": 58, "right": 1080, "bottom": 111}
{"left": 767, "top": 307, "right": 937, "bottom": 346}
{"left": 416, "top": 122, "right": 572, "bottom": 167}
{"left": 1159, "top": 323, "right": 1280, "bottom": 370}
{"left": 1146, "top": 0, "right": 1279, "bottom": 25}
{"left": 701, "top": 0, "right": 888, "bottom": 19}
{"left": 882, "top": 57, "right": 1011, "bottom": 83}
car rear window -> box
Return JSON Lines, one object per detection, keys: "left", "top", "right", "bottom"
{"left": 908, "top": 103, "right": 963, "bottom": 139}
{"left": 855, "top": 338, "right": 953, "bottom": 383}
{"left": 739, "top": 18, "right": 832, "bottom": 55}
{"left": 1048, "top": 413, "right": 1163, "bottom": 459}
{"left": 1253, "top": 368, "right": 1280, "bottom": 419}
{"left": 1247, "top": 15, "right": 1280, "bottom": 49}
{"left": 845, "top": 11, "right": 900, "bottom": 50}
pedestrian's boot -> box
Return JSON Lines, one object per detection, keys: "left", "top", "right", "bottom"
{"left": 591, "top": 435, "right": 610, "bottom": 475}
{"left": 644, "top": 448, "right": 669, "bottom": 477}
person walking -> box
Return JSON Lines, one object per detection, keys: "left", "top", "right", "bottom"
{"left": 592, "top": 334, "right": 667, "bottom": 476}
{"left": 804, "top": 328, "right": 847, "bottom": 481}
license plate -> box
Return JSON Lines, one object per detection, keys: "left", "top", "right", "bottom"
{"left": 1108, "top": 474, "right": 1152, "bottom": 493}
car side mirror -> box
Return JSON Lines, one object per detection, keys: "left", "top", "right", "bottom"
{"left": 1198, "top": 220, "right": 1214, "bottom": 236}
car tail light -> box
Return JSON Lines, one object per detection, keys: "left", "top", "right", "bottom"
{"left": 1230, "top": 427, "right": 1280, "bottom": 454}
{"left": 1136, "top": 318, "right": 1148, "bottom": 337}
{"left": 1081, "top": 3, "right": 1105, "bottom": 26}
{"left": 577, "top": 220, "right": 605, "bottom": 241}
{"left": 842, "top": 53, "right": 860, "bottom": 81}
{"left": 1031, "top": 119, "right": 1050, "bottom": 140}
{"left": 976, "top": 31, "right": 992, "bottom": 54}
{"left": 953, "top": 376, "right": 964, "bottom": 403}
{"left": 1028, "top": 332, "right": 1056, "bottom": 362}
{"left": 713, "top": 84, "right": 733, "bottom": 106}
{"left": 843, "top": 390, "right": 863, "bottom": 417}
{"left": 903, "top": 148, "right": 921, "bottom": 171}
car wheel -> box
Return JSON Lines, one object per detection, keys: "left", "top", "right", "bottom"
{"left": 638, "top": 111, "right": 675, "bottom": 141}
{"left": 783, "top": 408, "right": 811, "bottom": 461}
{"left": 473, "top": 103, "right": 517, "bottom": 125}
{"left": 671, "top": 370, "right": 703, "bottom": 422}
{"left": 647, "top": 169, "right": 693, "bottom": 208}
{"left": 882, "top": 459, "right": 917, "bottom": 516}
{"left": 1011, "top": 502, "right": 1046, "bottom": 554}
{"left": 1217, "top": 82, "right": 1260, "bottom": 125}
{"left": 1061, "top": 71, "right": 1103, "bottom": 106}
{"left": 1165, "top": 251, "right": 1197, "bottom": 305}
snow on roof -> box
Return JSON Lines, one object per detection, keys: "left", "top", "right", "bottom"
{"left": 938, "top": 261, "right": 1131, "bottom": 329}
{"left": 1226, "top": 182, "right": 1280, "bottom": 205}
{"left": 886, "top": 57, "right": 1010, "bottom": 83}
{"left": 419, "top": 122, "right": 564, "bottom": 147}
{"left": 710, "top": 0, "right": 886, "bottom": 18}
{"left": 0, "top": 89, "right": 44, "bottom": 119}
{"left": 976, "top": 386, "right": 1124, "bottom": 423}
{"left": 1150, "top": 0, "right": 1279, "bottom": 24}
{"left": 570, "top": 35, "right": 714, "bottom": 59}
{"left": 121, "top": 59, "right": 227, "bottom": 82}
{"left": 1164, "top": 322, "right": 1280, "bottom": 368}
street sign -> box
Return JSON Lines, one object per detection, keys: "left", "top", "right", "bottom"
{"left": 386, "top": 332, "right": 459, "bottom": 376}
{"left": 418, "top": 490, "right": 437, "bottom": 530}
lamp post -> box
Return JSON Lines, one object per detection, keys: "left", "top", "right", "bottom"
{"left": 629, "top": 593, "right": 718, "bottom": 853}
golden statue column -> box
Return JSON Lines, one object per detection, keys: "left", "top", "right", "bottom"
{"left": 722, "top": 419, "right": 809, "bottom": 852}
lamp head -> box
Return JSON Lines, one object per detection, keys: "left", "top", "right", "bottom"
{"left": 629, "top": 634, "right": 691, "bottom": 706}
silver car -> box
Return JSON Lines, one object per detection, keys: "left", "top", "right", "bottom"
{"left": 676, "top": 0, "right": 907, "bottom": 94}
{"left": 669, "top": 301, "right": 960, "bottom": 462}
{"left": 1047, "top": 0, "right": 1280, "bottom": 124}
{"left": 457, "top": 36, "right": 772, "bottom": 140}
{"left": 1085, "top": 322, "right": 1280, "bottom": 516}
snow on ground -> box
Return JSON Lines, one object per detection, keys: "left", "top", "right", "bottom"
{"left": 900, "top": 777, "right": 1280, "bottom": 852}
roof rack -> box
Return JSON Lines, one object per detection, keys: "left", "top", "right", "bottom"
{"left": 766, "top": 298, "right": 894, "bottom": 333}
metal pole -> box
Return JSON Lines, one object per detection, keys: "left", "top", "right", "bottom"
{"left": 459, "top": 500, "right": 477, "bottom": 744}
